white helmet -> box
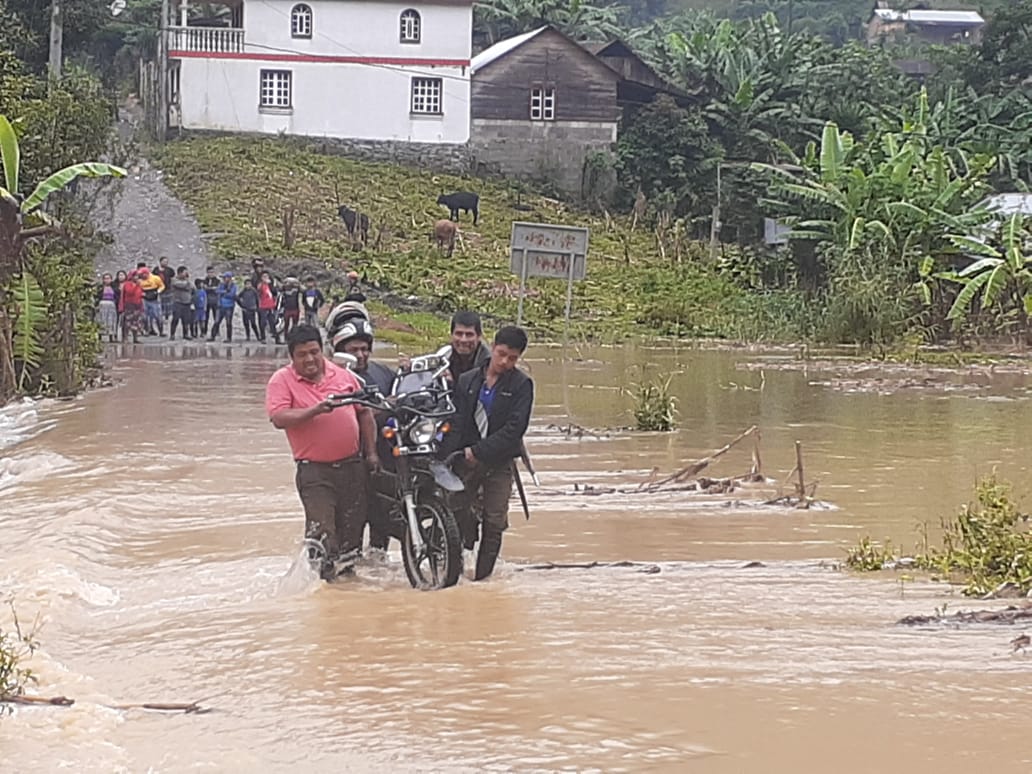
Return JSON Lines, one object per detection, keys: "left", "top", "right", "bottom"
{"left": 325, "top": 300, "right": 370, "bottom": 336}
{"left": 331, "top": 319, "right": 374, "bottom": 351}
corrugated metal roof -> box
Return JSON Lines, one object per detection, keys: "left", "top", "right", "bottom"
{"left": 874, "top": 8, "right": 984, "bottom": 25}
{"left": 471, "top": 27, "right": 549, "bottom": 74}
{"left": 982, "top": 193, "right": 1032, "bottom": 216}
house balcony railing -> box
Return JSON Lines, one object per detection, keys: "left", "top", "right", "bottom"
{"left": 169, "top": 26, "right": 244, "bottom": 54}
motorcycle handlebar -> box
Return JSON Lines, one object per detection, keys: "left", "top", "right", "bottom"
{"left": 325, "top": 390, "right": 454, "bottom": 419}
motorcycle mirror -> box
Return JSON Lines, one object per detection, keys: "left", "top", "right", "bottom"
{"left": 435, "top": 344, "right": 453, "bottom": 359}
{"left": 333, "top": 352, "right": 358, "bottom": 370}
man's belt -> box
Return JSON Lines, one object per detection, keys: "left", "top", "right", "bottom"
{"left": 296, "top": 455, "right": 362, "bottom": 468}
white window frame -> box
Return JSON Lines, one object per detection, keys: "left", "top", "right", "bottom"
{"left": 291, "top": 4, "right": 312, "bottom": 38}
{"left": 530, "top": 85, "right": 556, "bottom": 121}
{"left": 411, "top": 77, "right": 442, "bottom": 115}
{"left": 400, "top": 9, "right": 421, "bottom": 44}
{"left": 260, "top": 69, "right": 293, "bottom": 112}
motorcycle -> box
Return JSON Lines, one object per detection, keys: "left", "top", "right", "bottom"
{"left": 328, "top": 345, "right": 465, "bottom": 590}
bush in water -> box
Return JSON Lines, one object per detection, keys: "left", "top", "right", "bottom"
{"left": 0, "top": 602, "right": 39, "bottom": 708}
{"left": 631, "top": 370, "right": 677, "bottom": 432}
{"left": 847, "top": 473, "right": 1032, "bottom": 597}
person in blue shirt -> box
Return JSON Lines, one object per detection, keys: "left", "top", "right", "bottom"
{"left": 192, "top": 280, "right": 207, "bottom": 338}
{"left": 303, "top": 276, "right": 326, "bottom": 327}
{"left": 208, "top": 271, "right": 239, "bottom": 343}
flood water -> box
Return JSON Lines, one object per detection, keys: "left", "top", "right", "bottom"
{"left": 3, "top": 343, "right": 1032, "bottom": 772}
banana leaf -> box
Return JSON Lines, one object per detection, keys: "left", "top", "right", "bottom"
{"left": 22, "top": 163, "right": 127, "bottom": 213}
{"left": 10, "top": 271, "right": 45, "bottom": 392}
{"left": 0, "top": 115, "right": 19, "bottom": 195}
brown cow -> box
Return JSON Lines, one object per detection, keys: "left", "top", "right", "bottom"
{"left": 432, "top": 219, "right": 457, "bottom": 257}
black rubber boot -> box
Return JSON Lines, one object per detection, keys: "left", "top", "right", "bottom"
{"left": 474, "top": 529, "right": 502, "bottom": 581}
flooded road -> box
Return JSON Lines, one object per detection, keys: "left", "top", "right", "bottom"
{"left": 3, "top": 344, "right": 1032, "bottom": 772}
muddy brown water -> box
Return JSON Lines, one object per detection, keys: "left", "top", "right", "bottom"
{"left": 2, "top": 344, "right": 1032, "bottom": 772}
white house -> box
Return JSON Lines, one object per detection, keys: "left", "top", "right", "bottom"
{"left": 167, "top": 0, "right": 472, "bottom": 144}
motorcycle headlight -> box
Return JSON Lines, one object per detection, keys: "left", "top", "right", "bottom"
{"left": 408, "top": 418, "right": 437, "bottom": 445}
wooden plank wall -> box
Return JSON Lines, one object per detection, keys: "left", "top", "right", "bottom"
{"left": 472, "top": 30, "right": 621, "bottom": 123}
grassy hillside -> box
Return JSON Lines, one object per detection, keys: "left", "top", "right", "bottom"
{"left": 153, "top": 136, "right": 803, "bottom": 343}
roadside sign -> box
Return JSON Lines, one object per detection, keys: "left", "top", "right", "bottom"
{"left": 510, "top": 222, "right": 588, "bottom": 280}
{"left": 509, "top": 222, "right": 589, "bottom": 342}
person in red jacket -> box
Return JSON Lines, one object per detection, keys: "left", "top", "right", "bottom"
{"left": 257, "top": 271, "right": 279, "bottom": 344}
{"left": 119, "top": 271, "right": 146, "bottom": 344}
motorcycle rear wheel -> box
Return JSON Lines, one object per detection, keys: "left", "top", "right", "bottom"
{"left": 401, "top": 496, "right": 462, "bottom": 589}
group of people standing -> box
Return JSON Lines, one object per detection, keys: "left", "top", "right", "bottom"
{"left": 265, "top": 306, "right": 534, "bottom": 583}
{"left": 95, "top": 257, "right": 327, "bottom": 345}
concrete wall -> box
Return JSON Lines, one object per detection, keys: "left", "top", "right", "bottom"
{"left": 243, "top": 0, "right": 472, "bottom": 61}
{"left": 177, "top": 58, "right": 470, "bottom": 142}
{"left": 469, "top": 118, "right": 616, "bottom": 195}
{"left": 173, "top": 0, "right": 472, "bottom": 143}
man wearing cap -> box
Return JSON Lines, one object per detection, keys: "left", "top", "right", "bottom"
{"left": 266, "top": 324, "right": 380, "bottom": 580}
{"left": 332, "top": 318, "right": 397, "bottom": 555}
{"left": 208, "top": 271, "right": 239, "bottom": 342}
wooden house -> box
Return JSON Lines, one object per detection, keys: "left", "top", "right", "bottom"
{"left": 587, "top": 39, "right": 688, "bottom": 109}
{"left": 469, "top": 26, "right": 622, "bottom": 196}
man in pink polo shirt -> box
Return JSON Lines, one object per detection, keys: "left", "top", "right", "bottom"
{"left": 266, "top": 324, "right": 379, "bottom": 580}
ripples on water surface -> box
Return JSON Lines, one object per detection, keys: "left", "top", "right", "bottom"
{"left": 2, "top": 344, "right": 1032, "bottom": 772}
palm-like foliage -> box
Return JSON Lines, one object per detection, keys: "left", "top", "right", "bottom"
{"left": 473, "top": 0, "right": 624, "bottom": 46}
{"left": 761, "top": 90, "right": 996, "bottom": 270}
{"left": 944, "top": 215, "right": 1032, "bottom": 323}
{"left": 0, "top": 113, "right": 125, "bottom": 403}
{"left": 11, "top": 271, "right": 44, "bottom": 392}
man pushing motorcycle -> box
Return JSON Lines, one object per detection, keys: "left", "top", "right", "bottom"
{"left": 444, "top": 325, "right": 534, "bottom": 581}
{"left": 266, "top": 324, "right": 380, "bottom": 580}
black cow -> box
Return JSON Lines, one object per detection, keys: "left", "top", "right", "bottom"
{"left": 437, "top": 192, "right": 479, "bottom": 225}
{"left": 338, "top": 205, "right": 370, "bottom": 244}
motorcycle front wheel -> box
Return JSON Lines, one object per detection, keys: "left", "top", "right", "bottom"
{"left": 401, "top": 495, "right": 462, "bottom": 589}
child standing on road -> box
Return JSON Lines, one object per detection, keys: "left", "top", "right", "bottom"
{"left": 237, "top": 278, "right": 260, "bottom": 341}
{"left": 279, "top": 277, "right": 302, "bottom": 337}
{"left": 303, "top": 276, "right": 325, "bottom": 327}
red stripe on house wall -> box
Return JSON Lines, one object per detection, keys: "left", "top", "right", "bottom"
{"left": 169, "top": 50, "right": 470, "bottom": 67}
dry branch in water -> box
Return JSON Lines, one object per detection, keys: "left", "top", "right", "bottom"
{"left": 897, "top": 604, "right": 1032, "bottom": 626}
{"left": 0, "top": 694, "right": 213, "bottom": 714}
{"left": 535, "top": 426, "right": 821, "bottom": 507}
{"left": 638, "top": 425, "right": 758, "bottom": 491}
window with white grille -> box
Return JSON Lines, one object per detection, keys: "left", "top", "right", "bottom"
{"left": 400, "top": 9, "right": 421, "bottom": 43}
{"left": 291, "top": 4, "right": 312, "bottom": 38}
{"left": 411, "top": 77, "right": 442, "bottom": 114}
{"left": 530, "top": 86, "right": 556, "bottom": 120}
{"left": 260, "top": 70, "right": 292, "bottom": 110}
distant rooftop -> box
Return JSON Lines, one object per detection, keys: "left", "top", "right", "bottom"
{"left": 873, "top": 8, "right": 985, "bottom": 25}
{"left": 982, "top": 193, "right": 1032, "bottom": 216}
{"left": 471, "top": 27, "right": 548, "bottom": 75}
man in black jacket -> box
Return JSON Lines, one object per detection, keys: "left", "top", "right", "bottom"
{"left": 447, "top": 310, "right": 491, "bottom": 383}
{"left": 448, "top": 325, "right": 533, "bottom": 580}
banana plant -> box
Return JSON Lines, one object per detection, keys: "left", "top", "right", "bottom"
{"left": 944, "top": 214, "right": 1032, "bottom": 322}
{"left": 10, "top": 271, "right": 45, "bottom": 393}
{"left": 0, "top": 113, "right": 126, "bottom": 404}
{"left": 0, "top": 114, "right": 126, "bottom": 268}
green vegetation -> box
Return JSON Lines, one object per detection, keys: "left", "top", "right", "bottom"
{"left": 0, "top": 112, "right": 125, "bottom": 404}
{"left": 0, "top": 603, "right": 38, "bottom": 708}
{"left": 630, "top": 369, "right": 677, "bottom": 431}
{"left": 7, "top": 0, "right": 1031, "bottom": 354}
{"left": 846, "top": 474, "right": 1032, "bottom": 597}
{"left": 153, "top": 136, "right": 807, "bottom": 343}
{"left": 0, "top": 16, "right": 123, "bottom": 405}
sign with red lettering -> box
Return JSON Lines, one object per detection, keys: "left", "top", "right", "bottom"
{"left": 509, "top": 222, "right": 589, "bottom": 280}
